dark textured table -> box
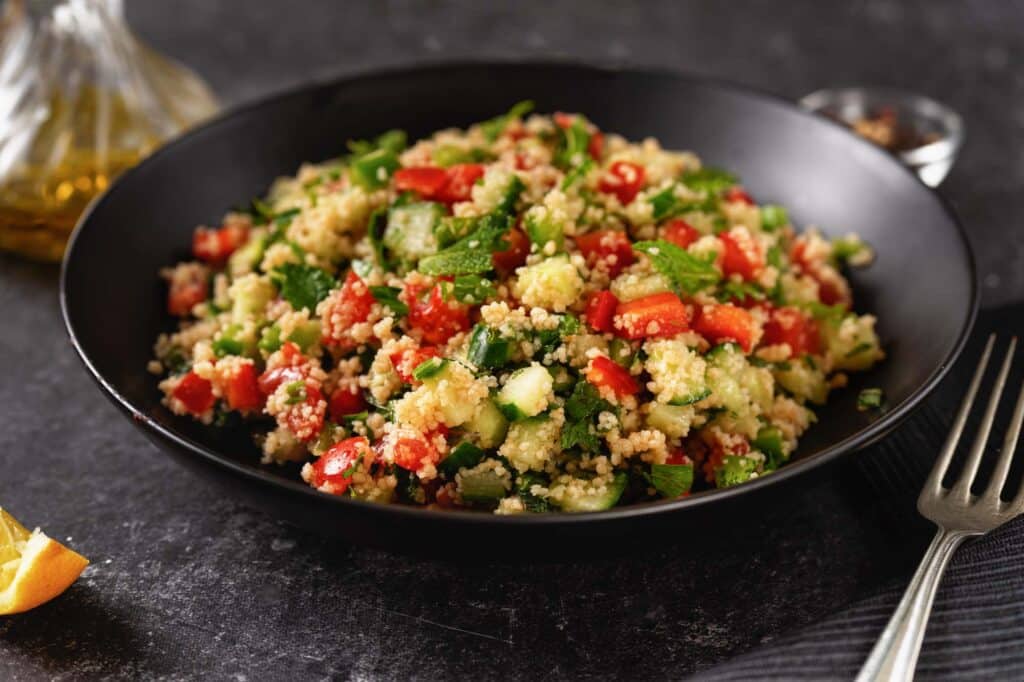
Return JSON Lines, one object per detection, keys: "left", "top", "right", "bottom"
{"left": 3, "top": 1, "right": 1023, "bottom": 679}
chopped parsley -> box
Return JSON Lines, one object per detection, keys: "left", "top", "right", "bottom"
{"left": 368, "top": 285, "right": 409, "bottom": 317}
{"left": 561, "top": 381, "right": 613, "bottom": 452}
{"left": 633, "top": 239, "right": 721, "bottom": 295}
{"left": 284, "top": 380, "right": 307, "bottom": 405}
{"left": 479, "top": 100, "right": 534, "bottom": 142}
{"left": 271, "top": 263, "right": 336, "bottom": 312}
{"left": 681, "top": 167, "right": 737, "bottom": 194}
{"left": 554, "top": 116, "right": 591, "bottom": 169}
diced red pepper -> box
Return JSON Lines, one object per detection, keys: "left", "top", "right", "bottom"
{"left": 321, "top": 271, "right": 376, "bottom": 347}
{"left": 328, "top": 384, "right": 367, "bottom": 421}
{"left": 719, "top": 229, "right": 764, "bottom": 281}
{"left": 192, "top": 223, "right": 248, "bottom": 263}
{"left": 167, "top": 268, "right": 208, "bottom": 317}
{"left": 284, "top": 382, "right": 325, "bottom": 442}
{"left": 692, "top": 303, "right": 759, "bottom": 352}
{"left": 310, "top": 436, "right": 369, "bottom": 494}
{"left": 224, "top": 362, "right": 263, "bottom": 411}
{"left": 492, "top": 227, "right": 530, "bottom": 274}
{"left": 394, "top": 167, "right": 449, "bottom": 196}
{"left": 662, "top": 218, "right": 700, "bottom": 249}
{"left": 665, "top": 449, "right": 692, "bottom": 466}
{"left": 613, "top": 292, "right": 690, "bottom": 340}
{"left": 588, "top": 131, "right": 605, "bottom": 160}
{"left": 389, "top": 346, "right": 441, "bottom": 384}
{"left": 724, "top": 186, "right": 755, "bottom": 205}
{"left": 597, "top": 161, "right": 646, "bottom": 205}
{"left": 584, "top": 290, "right": 620, "bottom": 333}
{"left": 407, "top": 284, "right": 471, "bottom": 345}
{"left": 172, "top": 371, "right": 215, "bottom": 415}
{"left": 434, "top": 163, "right": 486, "bottom": 204}
{"left": 575, "top": 229, "right": 635, "bottom": 278}
{"left": 586, "top": 355, "right": 640, "bottom": 398}
{"left": 392, "top": 436, "right": 441, "bottom": 471}
{"left": 761, "top": 306, "right": 821, "bottom": 355}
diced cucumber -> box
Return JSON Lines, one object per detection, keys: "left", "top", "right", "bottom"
{"left": 774, "top": 359, "right": 829, "bottom": 405}
{"left": 524, "top": 208, "right": 564, "bottom": 250}
{"left": 704, "top": 342, "right": 751, "bottom": 415}
{"left": 212, "top": 323, "right": 258, "bottom": 358}
{"left": 512, "top": 255, "right": 584, "bottom": 311}
{"left": 556, "top": 472, "right": 628, "bottom": 512}
{"left": 752, "top": 425, "right": 786, "bottom": 470}
{"left": 646, "top": 403, "right": 695, "bottom": 439}
{"left": 439, "top": 441, "right": 485, "bottom": 477}
{"left": 350, "top": 149, "right": 399, "bottom": 189}
{"left": 496, "top": 363, "right": 554, "bottom": 420}
{"left": 468, "top": 324, "right": 511, "bottom": 369}
{"left": 715, "top": 455, "right": 758, "bottom": 488}
{"left": 499, "top": 415, "right": 560, "bottom": 472}
{"left": 228, "top": 234, "right": 267, "bottom": 277}
{"left": 230, "top": 275, "right": 275, "bottom": 323}
{"left": 258, "top": 323, "right": 282, "bottom": 354}
{"left": 610, "top": 272, "right": 672, "bottom": 303}
{"left": 420, "top": 361, "right": 482, "bottom": 426}
{"left": 608, "top": 338, "right": 636, "bottom": 368}
{"left": 383, "top": 202, "right": 444, "bottom": 261}
{"left": 465, "top": 398, "right": 509, "bottom": 449}
{"left": 457, "top": 464, "right": 510, "bottom": 503}
{"left": 286, "top": 319, "right": 322, "bottom": 352}
{"left": 412, "top": 356, "right": 448, "bottom": 381}
{"left": 645, "top": 339, "right": 709, "bottom": 406}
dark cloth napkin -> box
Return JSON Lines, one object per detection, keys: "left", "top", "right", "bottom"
{"left": 700, "top": 303, "right": 1024, "bottom": 680}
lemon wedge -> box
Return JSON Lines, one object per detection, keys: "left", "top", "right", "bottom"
{"left": 0, "top": 507, "right": 89, "bottom": 615}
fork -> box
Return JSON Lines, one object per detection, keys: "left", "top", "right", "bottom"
{"left": 857, "top": 335, "right": 1024, "bottom": 682}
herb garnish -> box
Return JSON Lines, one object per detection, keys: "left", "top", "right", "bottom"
{"left": 633, "top": 239, "right": 721, "bottom": 295}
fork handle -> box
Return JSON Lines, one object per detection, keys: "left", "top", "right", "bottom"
{"left": 857, "top": 528, "right": 969, "bottom": 682}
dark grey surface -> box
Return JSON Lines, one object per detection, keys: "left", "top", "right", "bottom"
{"left": 2, "top": 0, "right": 1023, "bottom": 679}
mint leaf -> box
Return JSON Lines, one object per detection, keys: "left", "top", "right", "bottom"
{"left": 648, "top": 185, "right": 718, "bottom": 221}
{"left": 448, "top": 275, "right": 497, "bottom": 304}
{"left": 417, "top": 213, "right": 511, "bottom": 276}
{"left": 633, "top": 239, "right": 721, "bottom": 295}
{"left": 650, "top": 463, "right": 694, "bottom": 498}
{"left": 554, "top": 117, "right": 591, "bottom": 169}
{"left": 271, "top": 263, "right": 336, "bottom": 312}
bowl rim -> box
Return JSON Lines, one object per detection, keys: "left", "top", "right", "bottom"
{"left": 60, "top": 59, "right": 979, "bottom": 528}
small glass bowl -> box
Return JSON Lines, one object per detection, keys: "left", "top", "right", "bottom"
{"left": 799, "top": 87, "right": 964, "bottom": 187}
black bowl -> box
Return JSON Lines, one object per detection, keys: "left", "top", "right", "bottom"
{"left": 62, "top": 62, "right": 976, "bottom": 557}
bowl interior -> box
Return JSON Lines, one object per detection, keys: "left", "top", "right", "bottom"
{"left": 63, "top": 63, "right": 975, "bottom": 518}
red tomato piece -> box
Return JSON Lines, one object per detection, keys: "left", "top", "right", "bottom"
{"left": 586, "top": 355, "right": 640, "bottom": 397}
{"left": 192, "top": 223, "right": 248, "bottom": 263}
{"left": 172, "top": 371, "right": 215, "bottom": 415}
{"left": 394, "top": 167, "right": 449, "bottom": 196}
{"left": 575, "top": 229, "right": 635, "bottom": 278}
{"left": 167, "top": 268, "right": 208, "bottom": 317}
{"left": 761, "top": 306, "right": 821, "bottom": 355}
{"left": 665, "top": 449, "right": 692, "bottom": 466}
{"left": 393, "top": 436, "right": 441, "bottom": 471}
{"left": 310, "top": 436, "right": 369, "bottom": 494}
{"left": 321, "top": 272, "right": 376, "bottom": 347}
{"left": 553, "top": 112, "right": 575, "bottom": 129}
{"left": 692, "top": 303, "right": 759, "bottom": 352}
{"left": 492, "top": 227, "right": 530, "bottom": 274}
{"left": 613, "top": 292, "right": 690, "bottom": 340}
{"left": 407, "top": 284, "right": 471, "bottom": 345}
{"left": 588, "top": 131, "right": 605, "bottom": 160}
{"left": 724, "top": 186, "right": 755, "bottom": 205}
{"left": 284, "top": 382, "right": 325, "bottom": 442}
{"left": 224, "top": 362, "right": 263, "bottom": 411}
{"left": 585, "top": 290, "right": 620, "bottom": 333}
{"left": 719, "top": 229, "right": 765, "bottom": 281}
{"left": 328, "top": 384, "right": 367, "bottom": 421}
{"left": 389, "top": 346, "right": 441, "bottom": 384}
{"left": 662, "top": 218, "right": 700, "bottom": 249}
{"left": 434, "top": 164, "right": 485, "bottom": 204}
{"left": 257, "top": 366, "right": 305, "bottom": 396}
{"left": 597, "top": 161, "right": 646, "bottom": 205}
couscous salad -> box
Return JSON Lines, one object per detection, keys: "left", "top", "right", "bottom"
{"left": 151, "top": 103, "right": 884, "bottom": 513}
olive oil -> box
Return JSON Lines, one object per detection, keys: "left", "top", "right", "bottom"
{"left": 0, "top": 0, "right": 217, "bottom": 261}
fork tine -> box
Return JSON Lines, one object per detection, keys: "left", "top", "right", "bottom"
{"left": 950, "top": 337, "right": 1017, "bottom": 502}
{"left": 924, "top": 334, "right": 996, "bottom": 494}
{"left": 989, "top": 366, "right": 1024, "bottom": 506}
